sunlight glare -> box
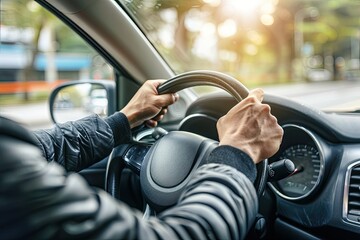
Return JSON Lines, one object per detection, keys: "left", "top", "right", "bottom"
{"left": 185, "top": 9, "right": 204, "bottom": 32}
{"left": 225, "top": 0, "right": 263, "bottom": 15}
{"left": 261, "top": 3, "right": 275, "bottom": 14}
{"left": 27, "top": 1, "right": 40, "bottom": 12}
{"left": 159, "top": 26, "right": 175, "bottom": 48}
{"left": 244, "top": 44, "right": 258, "bottom": 56}
{"left": 192, "top": 23, "right": 218, "bottom": 62}
{"left": 202, "top": 23, "right": 216, "bottom": 36}
{"left": 203, "top": 0, "right": 222, "bottom": 7}
{"left": 247, "top": 30, "right": 265, "bottom": 45}
{"left": 218, "top": 19, "right": 237, "bottom": 38}
{"left": 219, "top": 50, "right": 237, "bottom": 62}
{"left": 260, "top": 14, "right": 274, "bottom": 26}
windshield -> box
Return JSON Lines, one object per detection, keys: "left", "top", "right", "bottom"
{"left": 119, "top": 0, "right": 360, "bottom": 113}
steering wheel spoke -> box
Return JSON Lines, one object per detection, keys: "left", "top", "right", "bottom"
{"left": 123, "top": 144, "right": 152, "bottom": 175}
{"left": 105, "top": 143, "right": 151, "bottom": 199}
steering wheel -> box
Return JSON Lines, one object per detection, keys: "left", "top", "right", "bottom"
{"left": 105, "top": 70, "right": 268, "bottom": 214}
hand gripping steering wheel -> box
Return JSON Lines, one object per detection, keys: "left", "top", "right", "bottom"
{"left": 105, "top": 70, "right": 268, "bottom": 214}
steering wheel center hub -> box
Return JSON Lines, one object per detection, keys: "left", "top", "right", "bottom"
{"left": 148, "top": 132, "right": 206, "bottom": 188}
{"left": 141, "top": 131, "right": 217, "bottom": 212}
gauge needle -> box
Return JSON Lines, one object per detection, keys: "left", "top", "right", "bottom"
{"left": 289, "top": 165, "right": 304, "bottom": 176}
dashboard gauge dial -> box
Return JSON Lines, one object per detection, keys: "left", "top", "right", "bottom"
{"left": 268, "top": 125, "right": 325, "bottom": 201}
{"left": 277, "top": 144, "right": 321, "bottom": 198}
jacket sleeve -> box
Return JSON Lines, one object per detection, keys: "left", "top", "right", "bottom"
{"left": 0, "top": 136, "right": 258, "bottom": 240}
{"left": 32, "top": 112, "right": 131, "bottom": 172}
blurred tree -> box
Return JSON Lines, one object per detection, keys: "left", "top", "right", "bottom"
{"left": 1, "top": 0, "right": 93, "bottom": 99}
{"left": 2, "top": 0, "right": 52, "bottom": 99}
{"left": 120, "top": 0, "right": 359, "bottom": 83}
{"left": 298, "top": 0, "right": 360, "bottom": 80}
{"left": 154, "top": 0, "right": 204, "bottom": 58}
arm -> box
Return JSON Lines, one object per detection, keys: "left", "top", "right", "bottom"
{"left": 1, "top": 87, "right": 282, "bottom": 240}
{"left": 0, "top": 135, "right": 257, "bottom": 240}
{"left": 33, "top": 80, "right": 178, "bottom": 172}
{"left": 33, "top": 112, "right": 131, "bottom": 172}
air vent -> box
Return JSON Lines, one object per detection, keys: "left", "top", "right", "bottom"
{"left": 344, "top": 162, "right": 360, "bottom": 225}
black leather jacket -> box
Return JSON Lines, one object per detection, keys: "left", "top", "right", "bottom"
{"left": 0, "top": 114, "right": 258, "bottom": 240}
{"left": 33, "top": 113, "right": 132, "bottom": 172}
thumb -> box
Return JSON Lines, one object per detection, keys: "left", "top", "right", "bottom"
{"left": 156, "top": 92, "right": 179, "bottom": 107}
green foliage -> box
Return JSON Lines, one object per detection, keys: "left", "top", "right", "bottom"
{"left": 55, "top": 24, "right": 93, "bottom": 53}
{"left": 4, "top": 0, "right": 359, "bottom": 85}
{"left": 2, "top": 0, "right": 91, "bottom": 53}
{"left": 119, "top": 0, "right": 359, "bottom": 83}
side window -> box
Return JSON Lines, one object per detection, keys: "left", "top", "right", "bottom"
{"left": 0, "top": 1, "right": 114, "bottom": 130}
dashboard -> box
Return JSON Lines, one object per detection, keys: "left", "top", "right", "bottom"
{"left": 177, "top": 91, "right": 360, "bottom": 238}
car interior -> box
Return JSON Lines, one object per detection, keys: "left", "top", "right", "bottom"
{"left": 2, "top": 0, "right": 360, "bottom": 239}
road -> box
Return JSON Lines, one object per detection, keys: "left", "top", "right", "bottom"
{"left": 0, "top": 102, "right": 54, "bottom": 130}
{"left": 262, "top": 79, "right": 360, "bottom": 111}
{"left": 0, "top": 103, "right": 91, "bottom": 130}
{"left": 1, "top": 79, "right": 359, "bottom": 130}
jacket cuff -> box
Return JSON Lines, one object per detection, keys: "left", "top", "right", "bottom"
{"left": 104, "top": 112, "right": 132, "bottom": 146}
{"left": 205, "top": 145, "right": 257, "bottom": 183}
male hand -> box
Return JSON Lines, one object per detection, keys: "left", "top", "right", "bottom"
{"left": 217, "top": 88, "right": 283, "bottom": 164}
{"left": 121, "top": 80, "right": 179, "bottom": 128}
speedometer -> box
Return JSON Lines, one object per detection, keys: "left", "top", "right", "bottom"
{"left": 277, "top": 145, "right": 321, "bottom": 198}
{"left": 268, "top": 124, "right": 325, "bottom": 201}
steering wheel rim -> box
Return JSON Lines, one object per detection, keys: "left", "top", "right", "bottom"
{"left": 106, "top": 70, "right": 268, "bottom": 213}
{"left": 158, "top": 70, "right": 248, "bottom": 101}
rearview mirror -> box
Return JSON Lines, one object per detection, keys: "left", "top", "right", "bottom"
{"left": 49, "top": 81, "right": 116, "bottom": 123}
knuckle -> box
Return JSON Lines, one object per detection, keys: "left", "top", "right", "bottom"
{"left": 157, "top": 95, "right": 174, "bottom": 106}
{"left": 269, "top": 114, "right": 277, "bottom": 123}
{"left": 260, "top": 104, "right": 271, "bottom": 113}
{"left": 278, "top": 125, "right": 284, "bottom": 135}
{"left": 245, "top": 96, "right": 257, "bottom": 104}
{"left": 274, "top": 125, "right": 284, "bottom": 137}
{"left": 169, "top": 94, "right": 176, "bottom": 104}
{"left": 217, "top": 116, "right": 225, "bottom": 125}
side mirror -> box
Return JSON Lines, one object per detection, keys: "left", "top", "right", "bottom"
{"left": 49, "top": 80, "right": 116, "bottom": 123}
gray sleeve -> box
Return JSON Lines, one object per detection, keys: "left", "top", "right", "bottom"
{"left": 159, "top": 164, "right": 258, "bottom": 240}
{"left": 205, "top": 145, "right": 257, "bottom": 182}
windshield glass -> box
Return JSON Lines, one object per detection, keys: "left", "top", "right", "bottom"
{"left": 119, "top": 0, "right": 360, "bottom": 113}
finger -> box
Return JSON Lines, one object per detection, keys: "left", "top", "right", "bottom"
{"left": 146, "top": 79, "right": 168, "bottom": 93}
{"left": 158, "top": 107, "right": 168, "bottom": 116}
{"left": 151, "top": 107, "right": 167, "bottom": 121}
{"left": 155, "top": 93, "right": 178, "bottom": 107}
{"left": 152, "top": 114, "right": 164, "bottom": 122}
{"left": 260, "top": 103, "right": 271, "bottom": 114}
{"left": 248, "top": 88, "right": 264, "bottom": 102}
{"left": 145, "top": 119, "right": 158, "bottom": 128}
{"left": 147, "top": 79, "right": 167, "bottom": 88}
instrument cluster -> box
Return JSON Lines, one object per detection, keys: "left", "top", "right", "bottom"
{"left": 268, "top": 124, "right": 325, "bottom": 201}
